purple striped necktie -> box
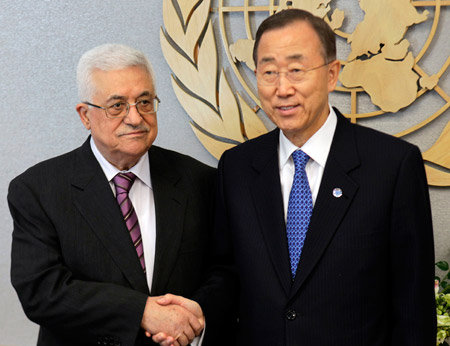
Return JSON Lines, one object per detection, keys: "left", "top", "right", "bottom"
{"left": 112, "top": 172, "right": 145, "bottom": 272}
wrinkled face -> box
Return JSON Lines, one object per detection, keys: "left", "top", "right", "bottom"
{"left": 76, "top": 66, "right": 158, "bottom": 170}
{"left": 256, "top": 20, "right": 340, "bottom": 147}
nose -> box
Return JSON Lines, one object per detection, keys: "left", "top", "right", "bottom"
{"left": 123, "top": 103, "right": 142, "bottom": 125}
{"left": 275, "top": 73, "right": 295, "bottom": 97}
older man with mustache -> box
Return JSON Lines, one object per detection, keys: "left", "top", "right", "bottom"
{"left": 8, "top": 44, "right": 222, "bottom": 346}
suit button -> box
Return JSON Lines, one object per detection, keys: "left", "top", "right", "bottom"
{"left": 286, "top": 309, "right": 297, "bottom": 321}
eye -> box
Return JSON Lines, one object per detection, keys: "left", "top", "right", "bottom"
{"left": 288, "top": 68, "right": 306, "bottom": 82}
{"left": 106, "top": 101, "right": 127, "bottom": 116}
{"left": 263, "top": 70, "right": 277, "bottom": 76}
{"left": 289, "top": 68, "right": 303, "bottom": 74}
{"left": 110, "top": 101, "right": 125, "bottom": 109}
{"left": 138, "top": 99, "right": 151, "bottom": 105}
{"left": 137, "top": 99, "right": 155, "bottom": 113}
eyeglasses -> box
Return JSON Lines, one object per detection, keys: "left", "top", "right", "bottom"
{"left": 256, "top": 61, "right": 333, "bottom": 86}
{"left": 84, "top": 96, "right": 160, "bottom": 119}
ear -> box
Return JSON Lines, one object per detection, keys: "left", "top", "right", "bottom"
{"left": 76, "top": 103, "right": 91, "bottom": 130}
{"left": 327, "top": 60, "right": 341, "bottom": 93}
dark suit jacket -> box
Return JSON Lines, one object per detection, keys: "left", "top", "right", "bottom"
{"left": 196, "top": 109, "right": 436, "bottom": 345}
{"left": 9, "top": 138, "right": 217, "bottom": 346}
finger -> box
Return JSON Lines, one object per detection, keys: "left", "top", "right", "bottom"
{"left": 159, "top": 337, "right": 176, "bottom": 346}
{"left": 197, "top": 315, "right": 205, "bottom": 330}
{"left": 145, "top": 331, "right": 151, "bottom": 337}
{"left": 151, "top": 332, "right": 172, "bottom": 344}
{"left": 156, "top": 293, "right": 175, "bottom": 306}
{"left": 159, "top": 341, "right": 174, "bottom": 346}
{"left": 183, "top": 324, "right": 195, "bottom": 342}
{"left": 188, "top": 313, "right": 203, "bottom": 336}
{"left": 157, "top": 294, "right": 193, "bottom": 309}
{"left": 177, "top": 333, "right": 189, "bottom": 346}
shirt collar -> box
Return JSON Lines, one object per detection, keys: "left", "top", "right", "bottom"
{"left": 278, "top": 105, "right": 337, "bottom": 169}
{"left": 90, "top": 137, "right": 152, "bottom": 188}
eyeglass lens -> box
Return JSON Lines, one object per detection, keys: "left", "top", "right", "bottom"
{"left": 106, "top": 99, "right": 158, "bottom": 117}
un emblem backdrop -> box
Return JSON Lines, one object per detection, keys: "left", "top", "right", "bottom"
{"left": 161, "top": 0, "right": 450, "bottom": 186}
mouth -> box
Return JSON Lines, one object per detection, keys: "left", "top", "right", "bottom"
{"left": 119, "top": 129, "right": 149, "bottom": 137}
{"left": 278, "top": 105, "right": 297, "bottom": 110}
{"left": 276, "top": 104, "right": 299, "bottom": 114}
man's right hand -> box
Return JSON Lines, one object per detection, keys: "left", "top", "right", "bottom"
{"left": 140, "top": 296, "right": 202, "bottom": 346}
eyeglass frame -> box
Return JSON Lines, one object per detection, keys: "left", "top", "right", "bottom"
{"left": 256, "top": 60, "right": 335, "bottom": 86}
{"left": 83, "top": 95, "right": 161, "bottom": 119}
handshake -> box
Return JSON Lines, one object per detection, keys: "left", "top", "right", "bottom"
{"left": 141, "top": 294, "right": 205, "bottom": 346}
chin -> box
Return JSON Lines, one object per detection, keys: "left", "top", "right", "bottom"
{"left": 277, "top": 120, "right": 303, "bottom": 132}
{"left": 124, "top": 143, "right": 151, "bottom": 156}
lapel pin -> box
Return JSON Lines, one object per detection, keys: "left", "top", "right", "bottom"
{"left": 333, "top": 188, "right": 343, "bottom": 198}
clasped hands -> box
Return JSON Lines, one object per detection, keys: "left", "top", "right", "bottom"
{"left": 141, "top": 294, "right": 204, "bottom": 346}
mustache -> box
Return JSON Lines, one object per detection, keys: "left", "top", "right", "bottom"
{"left": 117, "top": 125, "right": 150, "bottom": 137}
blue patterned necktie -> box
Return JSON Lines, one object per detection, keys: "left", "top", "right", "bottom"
{"left": 286, "top": 150, "right": 313, "bottom": 278}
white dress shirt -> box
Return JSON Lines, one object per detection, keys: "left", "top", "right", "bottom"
{"left": 90, "top": 138, "right": 157, "bottom": 290}
{"left": 278, "top": 106, "right": 338, "bottom": 220}
{"left": 90, "top": 139, "right": 203, "bottom": 346}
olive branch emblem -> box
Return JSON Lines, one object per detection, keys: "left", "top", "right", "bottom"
{"left": 160, "top": 0, "right": 267, "bottom": 159}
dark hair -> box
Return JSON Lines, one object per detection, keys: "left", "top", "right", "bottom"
{"left": 253, "top": 9, "right": 336, "bottom": 66}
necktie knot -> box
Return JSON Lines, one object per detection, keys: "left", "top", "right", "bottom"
{"left": 113, "top": 172, "right": 136, "bottom": 194}
{"left": 292, "top": 150, "right": 309, "bottom": 171}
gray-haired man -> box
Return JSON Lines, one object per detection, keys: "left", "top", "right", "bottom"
{"left": 9, "top": 44, "right": 218, "bottom": 346}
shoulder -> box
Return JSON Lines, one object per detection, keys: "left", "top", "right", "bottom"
{"left": 334, "top": 108, "right": 419, "bottom": 158}
{"left": 7, "top": 144, "right": 87, "bottom": 209}
{"left": 9, "top": 145, "right": 82, "bottom": 187}
{"left": 149, "top": 145, "right": 216, "bottom": 178}
{"left": 333, "top": 112, "right": 426, "bottom": 186}
{"left": 352, "top": 121, "right": 419, "bottom": 158}
{"left": 220, "top": 129, "right": 279, "bottom": 162}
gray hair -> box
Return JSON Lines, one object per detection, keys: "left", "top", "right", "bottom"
{"left": 77, "top": 43, "right": 156, "bottom": 101}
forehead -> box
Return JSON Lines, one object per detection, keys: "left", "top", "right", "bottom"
{"left": 92, "top": 66, "right": 154, "bottom": 99}
{"left": 257, "top": 20, "right": 323, "bottom": 65}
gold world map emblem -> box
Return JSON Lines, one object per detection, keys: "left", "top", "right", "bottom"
{"left": 161, "top": 0, "right": 450, "bottom": 186}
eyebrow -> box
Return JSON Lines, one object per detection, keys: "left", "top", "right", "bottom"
{"left": 136, "top": 91, "right": 153, "bottom": 99}
{"left": 106, "top": 91, "right": 153, "bottom": 103}
{"left": 258, "top": 54, "right": 304, "bottom": 65}
{"left": 106, "top": 95, "right": 126, "bottom": 103}
{"left": 259, "top": 57, "right": 276, "bottom": 65}
{"left": 286, "top": 54, "right": 304, "bottom": 61}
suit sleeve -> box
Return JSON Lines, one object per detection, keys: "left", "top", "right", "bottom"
{"left": 389, "top": 145, "right": 436, "bottom": 345}
{"left": 8, "top": 175, "right": 148, "bottom": 345}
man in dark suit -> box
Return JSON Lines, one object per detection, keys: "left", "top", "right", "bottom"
{"left": 195, "top": 9, "right": 436, "bottom": 345}
{"left": 8, "top": 44, "right": 216, "bottom": 346}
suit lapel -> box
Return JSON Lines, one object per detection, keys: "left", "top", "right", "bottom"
{"left": 250, "top": 129, "right": 292, "bottom": 296}
{"left": 147, "top": 146, "right": 187, "bottom": 295}
{"left": 71, "top": 139, "right": 149, "bottom": 293}
{"left": 290, "top": 111, "right": 360, "bottom": 299}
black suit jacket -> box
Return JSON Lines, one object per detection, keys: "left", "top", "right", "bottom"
{"left": 196, "top": 109, "right": 436, "bottom": 345}
{"left": 9, "top": 138, "right": 217, "bottom": 346}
